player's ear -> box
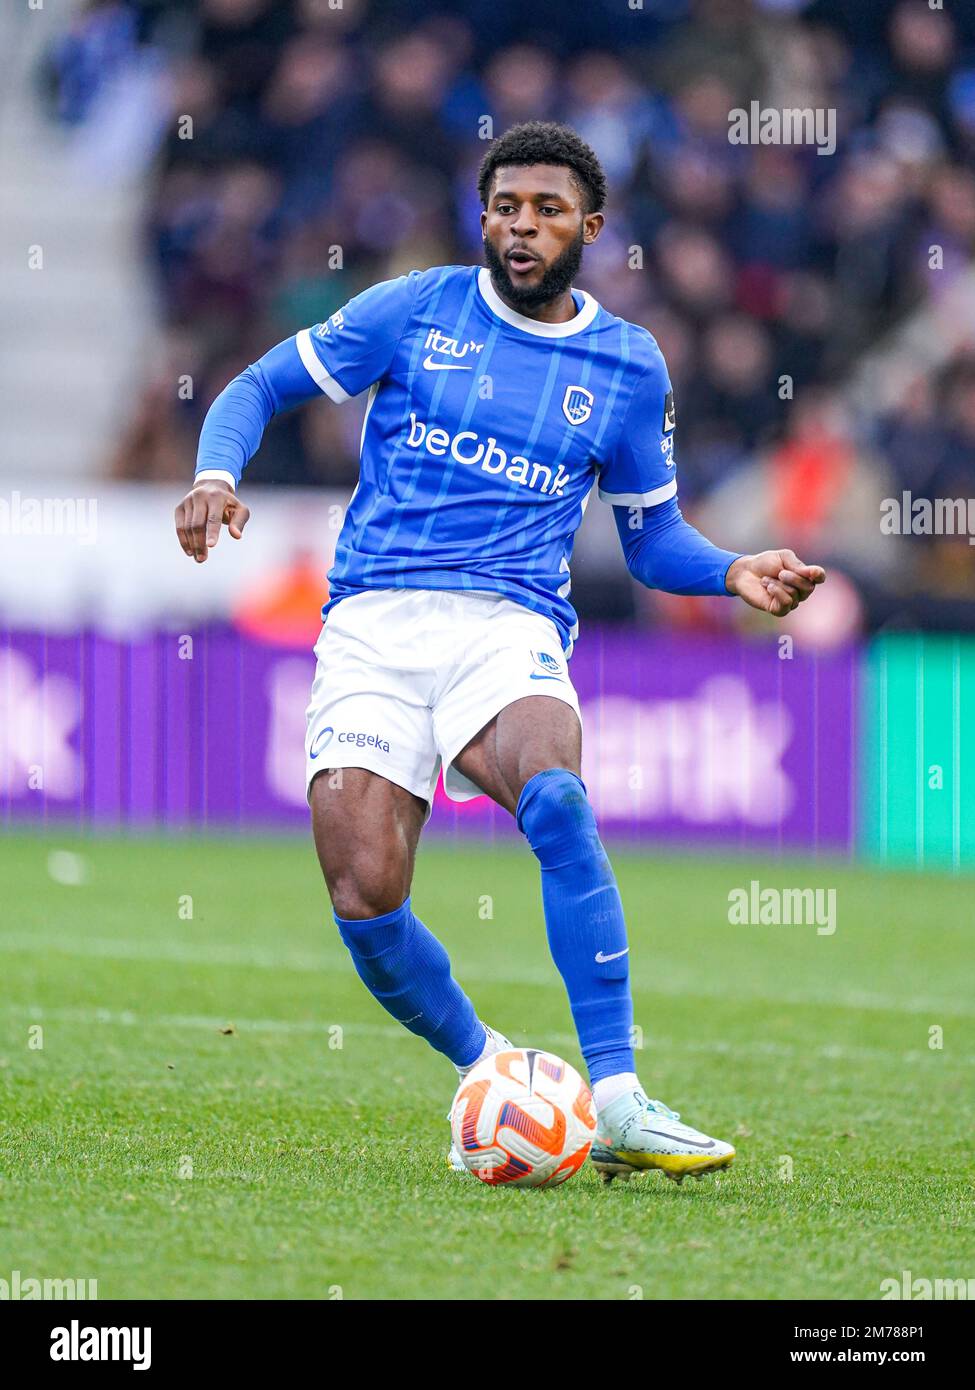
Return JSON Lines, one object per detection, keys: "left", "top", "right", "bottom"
{"left": 583, "top": 212, "right": 605, "bottom": 244}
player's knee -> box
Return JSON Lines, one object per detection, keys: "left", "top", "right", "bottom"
{"left": 329, "top": 876, "right": 404, "bottom": 921}
{"left": 327, "top": 847, "right": 410, "bottom": 921}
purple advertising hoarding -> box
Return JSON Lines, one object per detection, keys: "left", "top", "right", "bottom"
{"left": 1, "top": 627, "right": 857, "bottom": 850}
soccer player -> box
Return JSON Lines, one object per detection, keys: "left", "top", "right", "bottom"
{"left": 175, "top": 122, "right": 824, "bottom": 1184}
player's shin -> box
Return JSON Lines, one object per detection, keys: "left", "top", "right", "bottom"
{"left": 334, "top": 897, "right": 485, "bottom": 1066}
{"left": 516, "top": 769, "right": 636, "bottom": 1095}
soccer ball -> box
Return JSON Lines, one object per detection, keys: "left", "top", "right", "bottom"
{"left": 450, "top": 1048, "right": 596, "bottom": 1188}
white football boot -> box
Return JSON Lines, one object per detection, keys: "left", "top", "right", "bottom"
{"left": 446, "top": 1025, "right": 514, "bottom": 1175}
{"left": 589, "top": 1090, "right": 735, "bottom": 1185}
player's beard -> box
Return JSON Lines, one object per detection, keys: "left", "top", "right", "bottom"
{"left": 483, "top": 227, "right": 585, "bottom": 312}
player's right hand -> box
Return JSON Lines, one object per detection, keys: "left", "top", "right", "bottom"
{"left": 174, "top": 480, "right": 250, "bottom": 563}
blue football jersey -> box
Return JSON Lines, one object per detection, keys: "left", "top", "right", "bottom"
{"left": 293, "top": 265, "right": 678, "bottom": 653}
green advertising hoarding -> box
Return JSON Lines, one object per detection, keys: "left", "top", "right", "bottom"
{"left": 861, "top": 634, "right": 975, "bottom": 869}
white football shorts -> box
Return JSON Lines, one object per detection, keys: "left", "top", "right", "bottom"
{"left": 304, "top": 588, "right": 581, "bottom": 808}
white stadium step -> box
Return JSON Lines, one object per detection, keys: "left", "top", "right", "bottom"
{"left": 0, "top": 2, "right": 158, "bottom": 482}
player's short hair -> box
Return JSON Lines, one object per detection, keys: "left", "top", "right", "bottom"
{"left": 477, "top": 121, "right": 607, "bottom": 215}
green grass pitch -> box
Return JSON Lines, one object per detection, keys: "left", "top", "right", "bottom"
{"left": 0, "top": 830, "right": 972, "bottom": 1301}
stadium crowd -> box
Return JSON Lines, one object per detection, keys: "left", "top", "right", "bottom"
{"left": 47, "top": 0, "right": 975, "bottom": 632}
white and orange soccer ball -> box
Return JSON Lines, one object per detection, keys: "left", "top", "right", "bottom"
{"left": 450, "top": 1048, "right": 596, "bottom": 1188}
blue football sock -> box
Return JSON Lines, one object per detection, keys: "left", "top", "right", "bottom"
{"left": 334, "top": 897, "right": 485, "bottom": 1068}
{"left": 517, "top": 768, "right": 635, "bottom": 1085}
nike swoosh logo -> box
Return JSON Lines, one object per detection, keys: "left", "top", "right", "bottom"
{"left": 642, "top": 1128, "right": 715, "bottom": 1149}
{"left": 529, "top": 672, "right": 563, "bottom": 681}
{"left": 423, "top": 355, "right": 471, "bottom": 371}
{"left": 595, "top": 947, "right": 629, "bottom": 963}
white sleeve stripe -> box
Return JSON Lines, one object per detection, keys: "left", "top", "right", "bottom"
{"left": 597, "top": 478, "right": 678, "bottom": 507}
{"left": 295, "top": 328, "right": 351, "bottom": 403}
{"left": 195, "top": 469, "right": 237, "bottom": 490}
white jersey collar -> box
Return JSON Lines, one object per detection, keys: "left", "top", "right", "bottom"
{"left": 476, "top": 267, "right": 599, "bottom": 338}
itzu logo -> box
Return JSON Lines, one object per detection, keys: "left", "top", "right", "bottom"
{"left": 562, "top": 385, "right": 594, "bottom": 426}
{"left": 311, "top": 726, "right": 391, "bottom": 758}
{"left": 423, "top": 327, "right": 485, "bottom": 370}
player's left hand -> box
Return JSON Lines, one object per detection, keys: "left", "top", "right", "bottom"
{"left": 174, "top": 479, "right": 250, "bottom": 564}
{"left": 725, "top": 550, "right": 825, "bottom": 617}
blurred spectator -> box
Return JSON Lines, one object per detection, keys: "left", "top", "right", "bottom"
{"left": 46, "top": 1, "right": 142, "bottom": 125}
